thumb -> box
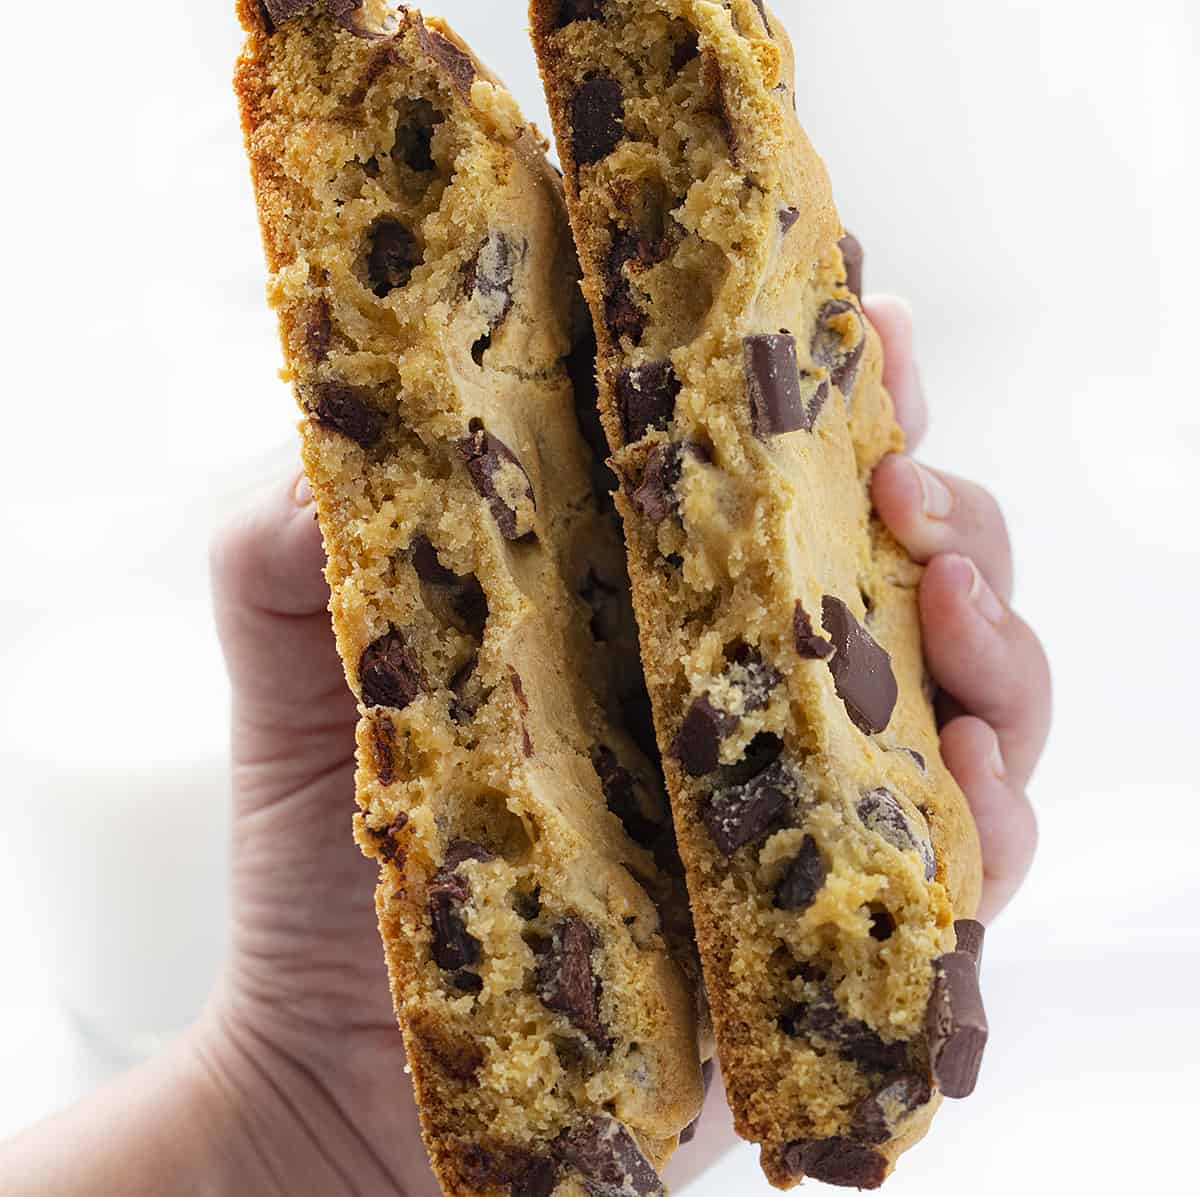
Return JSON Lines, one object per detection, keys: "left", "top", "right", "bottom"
{"left": 210, "top": 469, "right": 357, "bottom": 760}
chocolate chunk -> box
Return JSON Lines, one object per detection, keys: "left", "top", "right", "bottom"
{"left": 366, "top": 218, "right": 420, "bottom": 297}
{"left": 570, "top": 76, "right": 625, "bottom": 166}
{"left": 780, "top": 1139, "right": 887, "bottom": 1190}
{"left": 363, "top": 811, "right": 408, "bottom": 865}
{"left": 616, "top": 361, "right": 680, "bottom": 444}
{"left": 451, "top": 969, "right": 483, "bottom": 994}
{"left": 726, "top": 643, "right": 781, "bottom": 711}
{"left": 780, "top": 994, "right": 911, "bottom": 1074}
{"left": 954, "top": 918, "right": 986, "bottom": 971}
{"left": 703, "top": 757, "right": 789, "bottom": 855}
{"left": 672, "top": 696, "right": 738, "bottom": 777}
{"left": 554, "top": 0, "right": 606, "bottom": 25}
{"left": 604, "top": 229, "right": 658, "bottom": 344}
{"left": 812, "top": 299, "right": 866, "bottom": 399}
{"left": 926, "top": 952, "right": 988, "bottom": 1098}
{"left": 559, "top": 1116, "right": 663, "bottom": 1196}
{"left": 840, "top": 232, "right": 865, "bottom": 300}
{"left": 428, "top": 843, "right": 490, "bottom": 972}
{"left": 822, "top": 596, "right": 897, "bottom": 735}
{"left": 393, "top": 98, "right": 439, "bottom": 172}
{"left": 775, "top": 836, "right": 826, "bottom": 912}
{"left": 679, "top": 1058, "right": 716, "bottom": 1145}
{"left": 849, "top": 1073, "right": 933, "bottom": 1145}
{"left": 896, "top": 746, "right": 928, "bottom": 774}
{"left": 778, "top": 205, "right": 800, "bottom": 235}
{"left": 671, "top": 32, "right": 701, "bottom": 73}
{"left": 594, "top": 746, "right": 660, "bottom": 847}
{"left": 303, "top": 298, "right": 332, "bottom": 361}
{"left": 535, "top": 917, "right": 608, "bottom": 1047}
{"left": 311, "top": 381, "right": 385, "bottom": 449}
{"left": 700, "top": 53, "right": 739, "bottom": 161}
{"left": 856, "top": 788, "right": 935, "bottom": 881}
{"left": 459, "top": 426, "right": 537, "bottom": 541}
{"left": 744, "top": 334, "right": 825, "bottom": 438}
{"left": 464, "top": 232, "right": 521, "bottom": 340}
{"left": 360, "top": 629, "right": 422, "bottom": 710}
{"left": 370, "top": 715, "right": 396, "bottom": 786}
{"left": 260, "top": 0, "right": 319, "bottom": 26}
{"left": 415, "top": 18, "right": 476, "bottom": 96}
{"left": 793, "top": 601, "right": 835, "bottom": 660}
{"left": 629, "top": 443, "right": 679, "bottom": 525}
{"left": 458, "top": 1144, "right": 558, "bottom": 1197}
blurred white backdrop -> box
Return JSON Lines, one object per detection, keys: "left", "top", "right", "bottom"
{"left": 1, "top": 1, "right": 1196, "bottom": 1193}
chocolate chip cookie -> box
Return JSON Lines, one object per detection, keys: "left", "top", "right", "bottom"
{"left": 236, "top": 4, "right": 704, "bottom": 1192}
{"left": 530, "top": 1, "right": 986, "bottom": 1187}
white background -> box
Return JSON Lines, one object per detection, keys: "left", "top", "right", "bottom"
{"left": 1, "top": 1, "right": 1197, "bottom": 1193}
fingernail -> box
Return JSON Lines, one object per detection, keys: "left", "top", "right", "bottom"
{"left": 293, "top": 473, "right": 314, "bottom": 508}
{"left": 956, "top": 556, "right": 1006, "bottom": 626}
{"left": 912, "top": 461, "right": 954, "bottom": 520}
{"left": 987, "top": 730, "right": 1007, "bottom": 780}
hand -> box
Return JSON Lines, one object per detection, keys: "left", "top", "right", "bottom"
{"left": 867, "top": 296, "right": 1050, "bottom": 922}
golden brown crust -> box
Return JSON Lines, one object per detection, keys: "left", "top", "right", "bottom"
{"left": 531, "top": 1, "right": 982, "bottom": 1188}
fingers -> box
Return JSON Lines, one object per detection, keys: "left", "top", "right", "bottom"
{"left": 210, "top": 471, "right": 357, "bottom": 750}
{"left": 940, "top": 716, "right": 1038, "bottom": 922}
{"left": 872, "top": 458, "right": 1015, "bottom": 602}
{"left": 919, "top": 555, "right": 1052, "bottom": 788}
{"left": 864, "top": 295, "right": 928, "bottom": 451}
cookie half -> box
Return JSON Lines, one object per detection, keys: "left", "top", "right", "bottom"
{"left": 530, "top": 1, "right": 986, "bottom": 1188}
{"left": 235, "top": 3, "right": 704, "bottom": 1193}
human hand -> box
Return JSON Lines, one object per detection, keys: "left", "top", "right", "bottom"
{"left": 867, "top": 296, "right": 1050, "bottom": 923}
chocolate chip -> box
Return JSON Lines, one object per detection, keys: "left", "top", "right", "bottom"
{"left": 926, "top": 951, "right": 988, "bottom": 1098}
{"left": 629, "top": 443, "right": 680, "bottom": 525}
{"left": 428, "top": 843, "right": 491, "bottom": 972}
{"left": 534, "top": 917, "right": 609, "bottom": 1048}
{"left": 780, "top": 1139, "right": 888, "bottom": 1190}
{"left": 672, "top": 696, "right": 738, "bottom": 777}
{"left": 393, "top": 97, "right": 440, "bottom": 172}
{"left": 366, "top": 218, "right": 420, "bottom": 297}
{"left": 370, "top": 715, "right": 397, "bottom": 786}
{"left": 409, "top": 1011, "right": 484, "bottom": 1082}
{"left": 954, "top": 918, "right": 986, "bottom": 971}
{"left": 415, "top": 18, "right": 476, "bottom": 96}
{"left": 775, "top": 836, "right": 826, "bottom": 912}
{"left": 840, "top": 232, "right": 864, "bottom": 301}
{"left": 260, "top": 0, "right": 314, "bottom": 26}
{"left": 513, "top": 1157, "right": 560, "bottom": 1197}
{"left": 458, "top": 1144, "right": 558, "bottom": 1196}
{"left": 726, "top": 643, "right": 781, "bottom": 711}
{"left": 703, "top": 757, "right": 789, "bottom": 855}
{"left": 679, "top": 1058, "right": 715, "bottom": 1145}
{"left": 558, "top": 1116, "right": 663, "bottom": 1196}
{"left": 744, "top": 334, "right": 827, "bottom": 438}
{"left": 464, "top": 232, "right": 522, "bottom": 358}
{"left": 410, "top": 536, "right": 488, "bottom": 640}
{"left": 311, "top": 381, "right": 385, "bottom": 448}
{"left": 451, "top": 969, "right": 483, "bottom": 994}
{"left": 616, "top": 361, "right": 680, "bottom": 444}
{"left": 604, "top": 229, "right": 658, "bottom": 344}
{"left": 700, "top": 53, "right": 739, "bottom": 160}
{"left": 570, "top": 76, "right": 625, "bottom": 166}
{"left": 812, "top": 299, "right": 866, "bottom": 399}
{"left": 856, "top": 788, "right": 935, "bottom": 881}
{"left": 670, "top": 31, "right": 701, "bottom": 73}
{"left": 459, "top": 426, "right": 537, "bottom": 541}
{"left": 360, "top": 629, "right": 422, "bottom": 709}
{"left": 594, "top": 746, "right": 660, "bottom": 847}
{"left": 778, "top": 206, "right": 800, "bottom": 235}
{"left": 849, "top": 1073, "right": 933, "bottom": 1145}
{"left": 793, "top": 601, "right": 835, "bottom": 660}
{"left": 780, "top": 994, "right": 911, "bottom": 1074}
{"left": 554, "top": 0, "right": 606, "bottom": 25}
{"left": 303, "top": 298, "right": 332, "bottom": 361}
{"left": 363, "top": 810, "right": 408, "bottom": 865}
{"left": 822, "top": 597, "right": 897, "bottom": 735}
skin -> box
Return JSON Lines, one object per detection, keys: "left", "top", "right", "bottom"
{"left": 0, "top": 298, "right": 1048, "bottom": 1195}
